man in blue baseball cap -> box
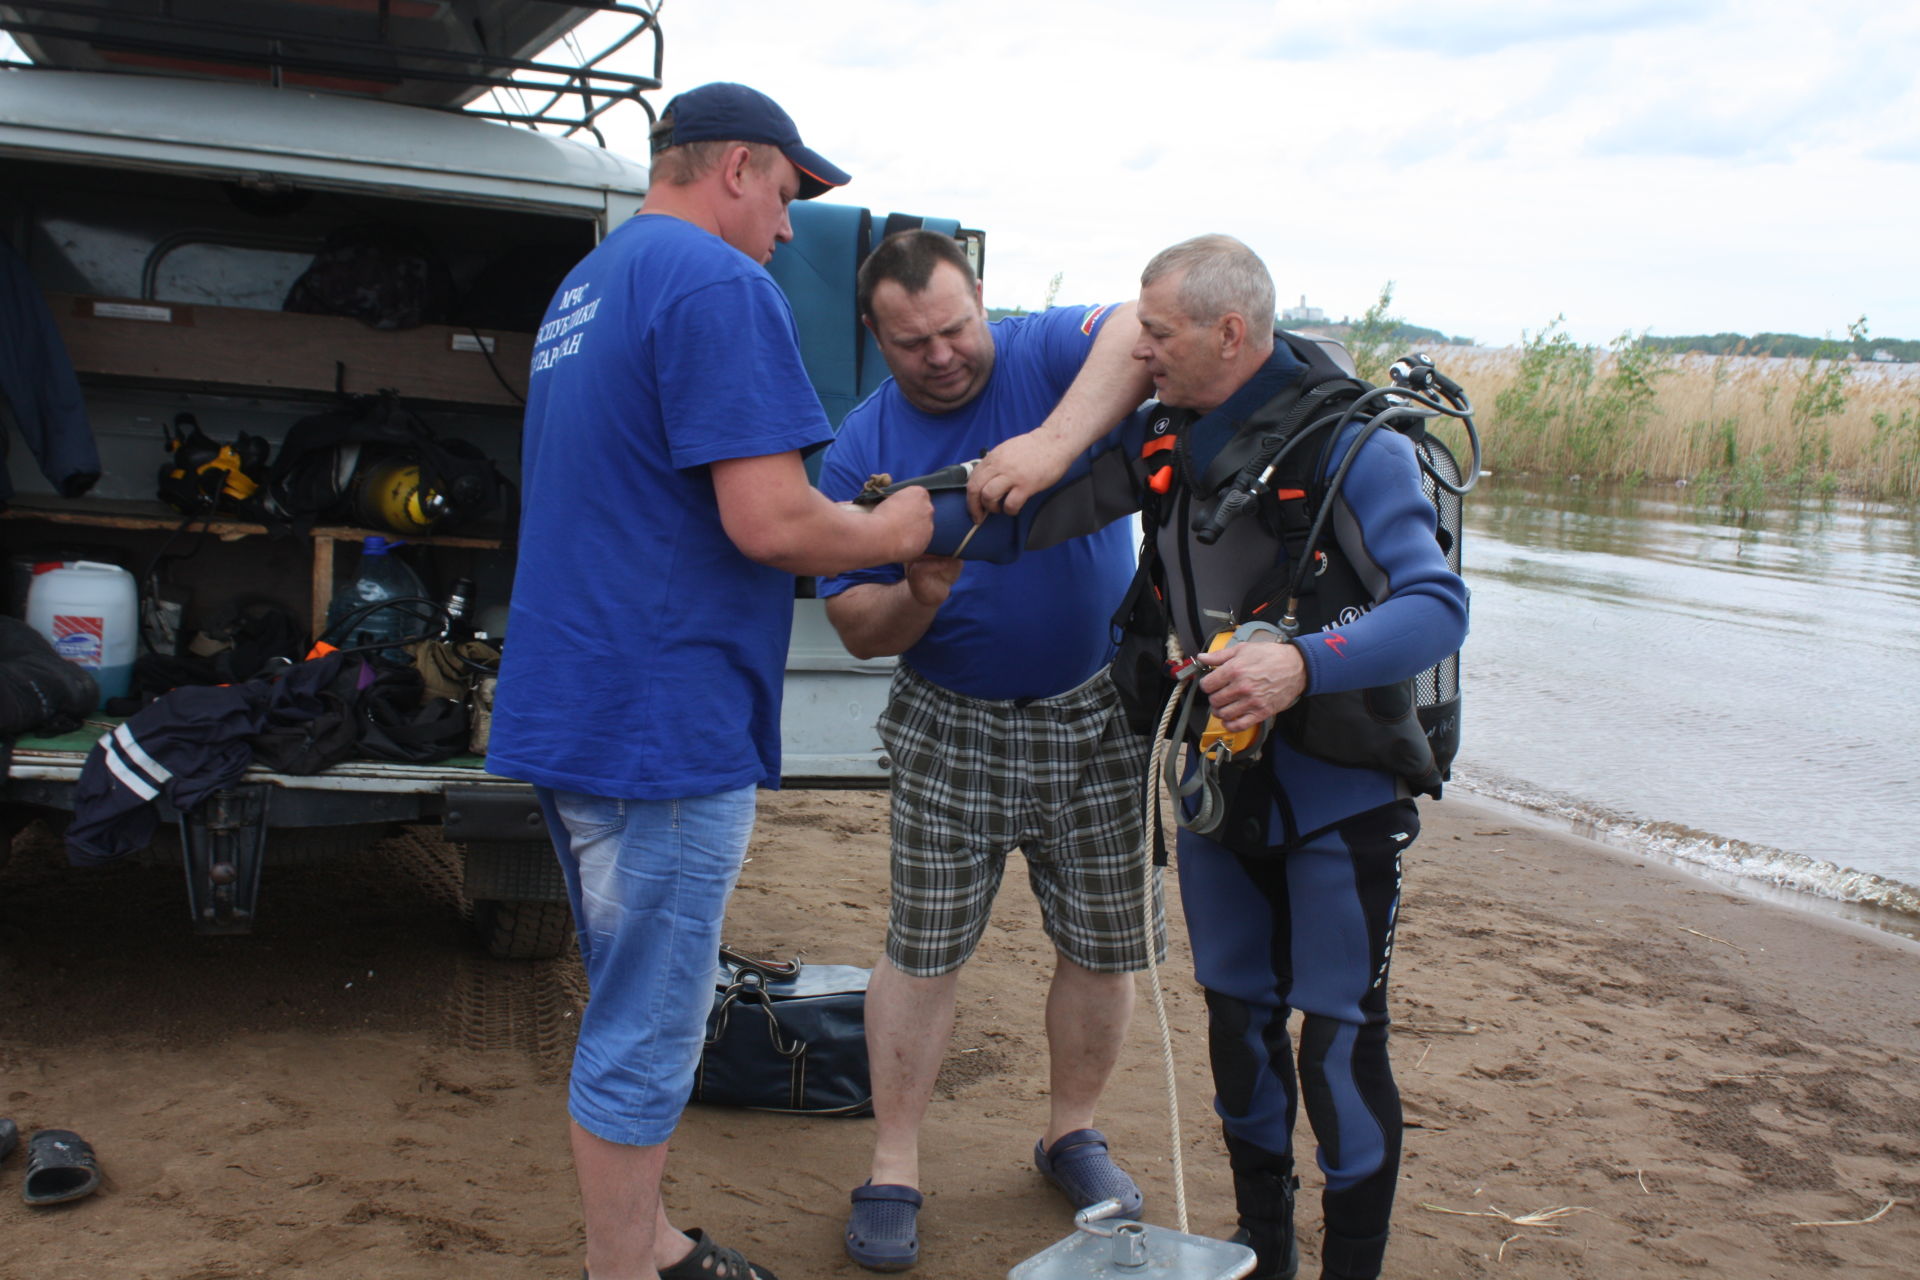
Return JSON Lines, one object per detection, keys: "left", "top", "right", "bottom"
{"left": 489, "top": 82, "right": 930, "bottom": 1280}
{"left": 650, "top": 80, "right": 851, "bottom": 200}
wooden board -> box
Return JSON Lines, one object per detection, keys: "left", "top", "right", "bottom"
{"left": 50, "top": 294, "right": 533, "bottom": 408}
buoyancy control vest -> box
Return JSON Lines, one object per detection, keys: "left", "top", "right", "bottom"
{"left": 1117, "top": 331, "right": 1467, "bottom": 825}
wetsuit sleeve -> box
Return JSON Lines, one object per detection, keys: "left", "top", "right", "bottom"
{"left": 883, "top": 412, "right": 1143, "bottom": 563}
{"left": 1289, "top": 428, "right": 1469, "bottom": 696}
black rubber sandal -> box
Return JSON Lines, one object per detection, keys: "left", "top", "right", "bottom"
{"left": 23, "top": 1129, "right": 101, "bottom": 1206}
{"left": 580, "top": 1228, "right": 779, "bottom": 1280}
{"left": 659, "top": 1228, "right": 779, "bottom": 1280}
{"left": 0, "top": 1118, "right": 17, "bottom": 1164}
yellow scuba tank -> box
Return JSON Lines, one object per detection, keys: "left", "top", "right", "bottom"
{"left": 350, "top": 456, "right": 447, "bottom": 535}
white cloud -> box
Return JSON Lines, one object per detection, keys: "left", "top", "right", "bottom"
{"left": 8, "top": 4, "right": 1915, "bottom": 346}
{"left": 1255, "top": 0, "right": 1716, "bottom": 62}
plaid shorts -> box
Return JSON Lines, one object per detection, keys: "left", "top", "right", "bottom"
{"left": 877, "top": 664, "right": 1165, "bottom": 977}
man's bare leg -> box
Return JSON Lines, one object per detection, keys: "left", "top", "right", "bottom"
{"left": 571, "top": 1120, "right": 696, "bottom": 1279}
{"left": 865, "top": 957, "right": 963, "bottom": 1188}
{"left": 1042, "top": 953, "right": 1135, "bottom": 1147}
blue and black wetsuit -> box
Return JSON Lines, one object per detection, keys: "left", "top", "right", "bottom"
{"left": 1148, "top": 347, "right": 1465, "bottom": 1277}
{"left": 980, "top": 340, "right": 1469, "bottom": 1278}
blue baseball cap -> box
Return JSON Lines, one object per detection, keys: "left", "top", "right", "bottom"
{"left": 650, "top": 82, "right": 851, "bottom": 199}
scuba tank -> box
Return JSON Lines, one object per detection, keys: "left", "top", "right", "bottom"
{"left": 268, "top": 392, "right": 508, "bottom": 537}
{"left": 351, "top": 455, "right": 448, "bottom": 535}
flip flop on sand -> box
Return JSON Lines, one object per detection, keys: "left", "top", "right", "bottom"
{"left": 1034, "top": 1128, "right": 1143, "bottom": 1218}
{"left": 23, "top": 1129, "right": 101, "bottom": 1206}
{"left": 845, "top": 1181, "right": 923, "bottom": 1272}
{"left": 0, "top": 1118, "right": 17, "bottom": 1165}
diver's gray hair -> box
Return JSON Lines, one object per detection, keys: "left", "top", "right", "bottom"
{"left": 1140, "top": 235, "right": 1276, "bottom": 349}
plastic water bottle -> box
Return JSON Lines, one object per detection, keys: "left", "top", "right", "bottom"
{"left": 325, "top": 536, "right": 429, "bottom": 665}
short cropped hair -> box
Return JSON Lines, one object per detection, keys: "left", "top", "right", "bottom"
{"left": 647, "top": 119, "right": 780, "bottom": 188}
{"left": 1141, "top": 235, "right": 1276, "bottom": 350}
{"left": 857, "top": 229, "right": 977, "bottom": 321}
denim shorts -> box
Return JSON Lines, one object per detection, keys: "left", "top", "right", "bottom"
{"left": 539, "top": 785, "right": 756, "bottom": 1147}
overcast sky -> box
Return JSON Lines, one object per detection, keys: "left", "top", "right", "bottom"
{"left": 5, "top": 2, "right": 1911, "bottom": 348}
{"left": 581, "top": 0, "right": 1919, "bottom": 348}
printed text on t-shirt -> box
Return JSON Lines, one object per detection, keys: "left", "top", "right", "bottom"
{"left": 533, "top": 284, "right": 599, "bottom": 372}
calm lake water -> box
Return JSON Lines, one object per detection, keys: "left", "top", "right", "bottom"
{"left": 1452, "top": 477, "right": 1920, "bottom": 929}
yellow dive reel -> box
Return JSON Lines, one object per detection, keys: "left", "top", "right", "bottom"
{"left": 1193, "top": 623, "right": 1283, "bottom": 759}
{"left": 1166, "top": 620, "right": 1287, "bottom": 844}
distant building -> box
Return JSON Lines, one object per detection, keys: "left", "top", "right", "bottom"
{"left": 1280, "top": 294, "right": 1324, "bottom": 324}
{"left": 1872, "top": 349, "right": 1898, "bottom": 362}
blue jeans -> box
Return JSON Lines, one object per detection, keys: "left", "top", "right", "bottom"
{"left": 538, "top": 785, "right": 757, "bottom": 1146}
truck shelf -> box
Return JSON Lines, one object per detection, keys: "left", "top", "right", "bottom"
{"left": 1, "top": 494, "right": 505, "bottom": 635}
{"left": 50, "top": 294, "right": 534, "bottom": 411}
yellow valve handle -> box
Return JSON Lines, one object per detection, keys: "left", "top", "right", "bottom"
{"left": 1195, "top": 622, "right": 1285, "bottom": 758}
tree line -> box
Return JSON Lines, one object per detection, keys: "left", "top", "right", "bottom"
{"left": 1635, "top": 331, "right": 1918, "bottom": 362}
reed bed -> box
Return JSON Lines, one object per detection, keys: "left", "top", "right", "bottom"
{"left": 1408, "top": 337, "right": 1920, "bottom": 505}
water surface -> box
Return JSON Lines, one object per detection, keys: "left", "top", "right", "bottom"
{"left": 1454, "top": 478, "right": 1920, "bottom": 925}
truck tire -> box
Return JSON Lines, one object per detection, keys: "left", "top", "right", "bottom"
{"left": 474, "top": 898, "right": 572, "bottom": 960}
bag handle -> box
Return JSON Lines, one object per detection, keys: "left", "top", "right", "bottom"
{"left": 719, "top": 943, "right": 799, "bottom": 981}
{"left": 707, "top": 982, "right": 807, "bottom": 1061}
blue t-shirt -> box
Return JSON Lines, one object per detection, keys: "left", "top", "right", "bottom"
{"left": 487, "top": 214, "right": 834, "bottom": 798}
{"left": 816, "top": 306, "right": 1135, "bottom": 701}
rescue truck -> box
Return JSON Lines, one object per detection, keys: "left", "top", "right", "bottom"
{"left": 0, "top": 1, "right": 977, "bottom": 956}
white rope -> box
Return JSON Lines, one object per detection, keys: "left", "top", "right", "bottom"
{"left": 1140, "top": 637, "right": 1192, "bottom": 1232}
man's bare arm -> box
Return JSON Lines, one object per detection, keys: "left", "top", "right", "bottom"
{"left": 712, "top": 452, "right": 932, "bottom": 576}
{"left": 822, "top": 557, "right": 964, "bottom": 660}
{"left": 968, "top": 301, "right": 1150, "bottom": 519}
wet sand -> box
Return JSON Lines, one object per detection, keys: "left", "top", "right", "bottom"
{"left": 2, "top": 789, "right": 1917, "bottom": 1278}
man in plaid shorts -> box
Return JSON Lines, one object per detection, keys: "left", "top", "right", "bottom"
{"left": 816, "top": 229, "right": 1161, "bottom": 1273}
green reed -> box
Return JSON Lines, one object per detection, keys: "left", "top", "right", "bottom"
{"left": 1414, "top": 318, "right": 1920, "bottom": 505}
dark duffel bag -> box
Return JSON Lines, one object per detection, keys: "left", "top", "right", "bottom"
{"left": 691, "top": 945, "right": 872, "bottom": 1117}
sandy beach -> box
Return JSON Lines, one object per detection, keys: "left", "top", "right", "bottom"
{"left": 3, "top": 787, "right": 1917, "bottom": 1279}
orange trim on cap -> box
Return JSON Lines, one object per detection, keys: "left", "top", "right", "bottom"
{"left": 791, "top": 159, "right": 844, "bottom": 189}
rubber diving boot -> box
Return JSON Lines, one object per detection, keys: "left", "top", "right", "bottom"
{"left": 1223, "top": 1130, "right": 1299, "bottom": 1280}
{"left": 1318, "top": 1226, "right": 1390, "bottom": 1280}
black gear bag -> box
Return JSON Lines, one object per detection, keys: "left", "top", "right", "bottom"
{"left": 691, "top": 946, "right": 873, "bottom": 1117}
